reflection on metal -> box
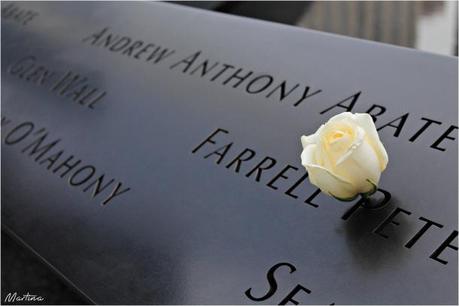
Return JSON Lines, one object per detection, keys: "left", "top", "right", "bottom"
{"left": 297, "top": 1, "right": 457, "bottom": 56}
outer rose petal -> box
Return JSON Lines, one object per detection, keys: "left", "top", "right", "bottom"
{"left": 301, "top": 144, "right": 357, "bottom": 200}
{"left": 327, "top": 111, "right": 355, "bottom": 124}
{"left": 305, "top": 164, "right": 358, "bottom": 200}
{"left": 300, "top": 143, "right": 317, "bottom": 165}
{"left": 334, "top": 140, "right": 381, "bottom": 194}
{"left": 301, "top": 134, "right": 317, "bottom": 148}
{"left": 354, "top": 113, "right": 389, "bottom": 170}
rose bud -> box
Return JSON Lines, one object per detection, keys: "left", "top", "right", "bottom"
{"left": 300, "top": 112, "right": 388, "bottom": 201}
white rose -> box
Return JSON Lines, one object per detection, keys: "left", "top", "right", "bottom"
{"left": 300, "top": 112, "right": 388, "bottom": 201}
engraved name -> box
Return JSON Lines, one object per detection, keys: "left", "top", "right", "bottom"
{"left": 80, "top": 27, "right": 457, "bottom": 152}
{"left": 192, "top": 128, "right": 458, "bottom": 266}
{"left": 81, "top": 27, "right": 323, "bottom": 109}
{"left": 245, "top": 262, "right": 332, "bottom": 305}
{"left": 1, "top": 3, "right": 39, "bottom": 26}
{"left": 2, "top": 116, "right": 131, "bottom": 206}
{"left": 7, "top": 55, "right": 107, "bottom": 110}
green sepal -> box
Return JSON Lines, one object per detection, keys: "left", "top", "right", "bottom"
{"left": 330, "top": 193, "right": 358, "bottom": 202}
{"left": 361, "top": 179, "right": 378, "bottom": 198}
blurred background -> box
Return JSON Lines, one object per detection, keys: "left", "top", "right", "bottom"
{"left": 2, "top": 1, "right": 458, "bottom": 305}
{"left": 178, "top": 1, "right": 458, "bottom": 56}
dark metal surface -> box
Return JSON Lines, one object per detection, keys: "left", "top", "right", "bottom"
{"left": 1, "top": 230, "right": 89, "bottom": 305}
{"left": 1, "top": 2, "right": 457, "bottom": 304}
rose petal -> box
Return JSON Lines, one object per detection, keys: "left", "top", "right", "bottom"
{"left": 334, "top": 140, "right": 381, "bottom": 193}
{"left": 301, "top": 144, "right": 357, "bottom": 199}
{"left": 304, "top": 164, "right": 357, "bottom": 199}
{"left": 327, "top": 112, "right": 355, "bottom": 124}
{"left": 354, "top": 113, "right": 389, "bottom": 170}
{"left": 301, "top": 134, "right": 317, "bottom": 149}
{"left": 335, "top": 126, "right": 365, "bottom": 165}
{"left": 300, "top": 143, "right": 317, "bottom": 165}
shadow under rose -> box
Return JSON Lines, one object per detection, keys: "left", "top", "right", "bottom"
{"left": 341, "top": 195, "right": 414, "bottom": 272}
